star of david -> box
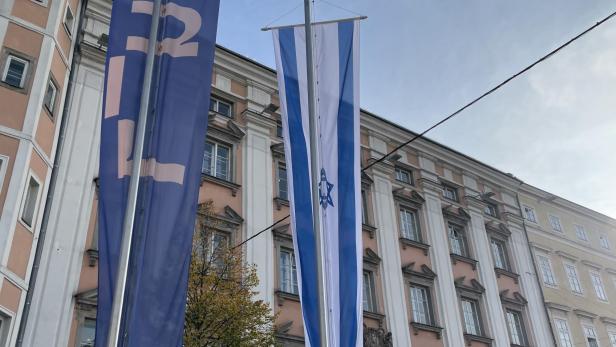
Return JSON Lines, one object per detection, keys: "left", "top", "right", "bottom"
{"left": 318, "top": 168, "right": 334, "bottom": 209}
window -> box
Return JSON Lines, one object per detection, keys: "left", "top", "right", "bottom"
{"left": 461, "top": 298, "right": 482, "bottom": 336}
{"left": 537, "top": 255, "right": 557, "bottom": 286}
{"left": 523, "top": 205, "right": 537, "bottom": 223}
{"left": 0, "top": 313, "right": 11, "bottom": 347}
{"left": 505, "top": 309, "right": 527, "bottom": 346}
{"left": 410, "top": 284, "right": 433, "bottom": 325}
{"left": 64, "top": 5, "right": 75, "bottom": 36}
{"left": 554, "top": 319, "right": 573, "bottom": 347}
{"left": 583, "top": 325, "right": 599, "bottom": 347}
{"left": 609, "top": 332, "right": 616, "bottom": 347}
{"left": 78, "top": 318, "right": 96, "bottom": 347}
{"left": 590, "top": 271, "right": 608, "bottom": 301}
{"left": 361, "top": 189, "right": 369, "bottom": 225}
{"left": 600, "top": 235, "right": 611, "bottom": 250}
{"left": 2, "top": 55, "right": 29, "bottom": 88}
{"left": 564, "top": 264, "right": 583, "bottom": 294}
{"left": 43, "top": 78, "right": 57, "bottom": 114}
{"left": 209, "top": 97, "right": 232, "bottom": 117}
{"left": 575, "top": 225, "right": 589, "bottom": 242}
{"left": 210, "top": 231, "right": 229, "bottom": 269}
{"left": 277, "top": 165, "right": 288, "bottom": 200}
{"left": 276, "top": 121, "right": 283, "bottom": 138}
{"left": 202, "top": 141, "right": 231, "bottom": 181}
{"left": 363, "top": 271, "right": 377, "bottom": 313}
{"left": 443, "top": 185, "right": 458, "bottom": 202}
{"left": 490, "top": 238, "right": 509, "bottom": 271}
{"left": 448, "top": 223, "right": 468, "bottom": 257}
{"left": 549, "top": 215, "right": 563, "bottom": 232}
{"left": 395, "top": 167, "right": 412, "bottom": 184}
{"left": 484, "top": 202, "right": 498, "bottom": 218}
{"left": 279, "top": 248, "right": 298, "bottom": 294}
{"left": 20, "top": 175, "right": 41, "bottom": 228}
{"left": 399, "top": 208, "right": 421, "bottom": 242}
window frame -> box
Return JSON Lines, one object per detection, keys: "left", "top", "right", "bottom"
{"left": 0, "top": 155, "right": 8, "bottom": 196}
{"left": 589, "top": 270, "right": 608, "bottom": 302}
{"left": 409, "top": 283, "right": 435, "bottom": 326}
{"left": 523, "top": 205, "right": 537, "bottom": 223}
{"left": 63, "top": 3, "right": 75, "bottom": 37}
{"left": 460, "top": 296, "right": 484, "bottom": 336}
{"left": 574, "top": 224, "right": 589, "bottom": 242}
{"left": 202, "top": 139, "right": 232, "bottom": 182}
{"left": 548, "top": 214, "right": 563, "bottom": 233}
{"left": 442, "top": 184, "right": 459, "bottom": 202}
{"left": 505, "top": 308, "right": 528, "bottom": 346}
{"left": 209, "top": 96, "right": 233, "bottom": 118}
{"left": 19, "top": 172, "right": 42, "bottom": 231}
{"left": 608, "top": 331, "right": 616, "bottom": 347}
{"left": 279, "top": 247, "right": 298, "bottom": 295}
{"left": 583, "top": 325, "right": 599, "bottom": 347}
{"left": 536, "top": 254, "right": 557, "bottom": 287}
{"left": 43, "top": 77, "right": 58, "bottom": 116}
{"left": 600, "top": 235, "right": 611, "bottom": 250}
{"left": 276, "top": 163, "right": 288, "bottom": 200}
{"left": 399, "top": 206, "right": 422, "bottom": 242}
{"left": 77, "top": 317, "right": 96, "bottom": 347}
{"left": 394, "top": 167, "right": 413, "bottom": 185}
{"left": 490, "top": 237, "right": 510, "bottom": 271}
{"left": 2, "top": 54, "right": 30, "bottom": 89}
{"left": 448, "top": 222, "right": 469, "bottom": 257}
{"left": 563, "top": 262, "right": 583, "bottom": 295}
{"left": 553, "top": 318, "right": 574, "bottom": 347}
{"left": 484, "top": 201, "right": 499, "bottom": 218}
{"left": 363, "top": 270, "right": 378, "bottom": 313}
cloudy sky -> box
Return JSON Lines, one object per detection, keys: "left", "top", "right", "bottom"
{"left": 216, "top": 0, "right": 616, "bottom": 218}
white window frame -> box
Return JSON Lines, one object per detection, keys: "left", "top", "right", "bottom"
{"left": 608, "top": 330, "right": 616, "bottom": 347}
{"left": 2, "top": 55, "right": 29, "bottom": 88}
{"left": 394, "top": 167, "right": 412, "bottom": 184}
{"left": 410, "top": 284, "right": 433, "bottom": 326}
{"left": 491, "top": 238, "right": 510, "bottom": 271}
{"left": 590, "top": 270, "right": 608, "bottom": 302}
{"left": 19, "top": 172, "right": 42, "bottom": 231}
{"left": 554, "top": 318, "right": 574, "bottom": 347}
{"left": 276, "top": 164, "right": 288, "bottom": 200}
{"left": 442, "top": 185, "right": 458, "bottom": 202}
{"left": 209, "top": 96, "right": 233, "bottom": 118}
{"left": 279, "top": 247, "right": 298, "bottom": 295}
{"left": 63, "top": 4, "right": 75, "bottom": 37}
{"left": 574, "top": 224, "right": 589, "bottom": 242}
{"left": 0, "top": 155, "right": 8, "bottom": 196}
{"left": 461, "top": 297, "right": 483, "bottom": 336}
{"left": 549, "top": 214, "right": 563, "bottom": 233}
{"left": 43, "top": 77, "right": 57, "bottom": 115}
{"left": 399, "top": 207, "right": 421, "bottom": 242}
{"left": 536, "top": 254, "right": 557, "bottom": 287}
{"left": 523, "top": 205, "right": 537, "bottom": 223}
{"left": 363, "top": 270, "right": 377, "bottom": 313}
{"left": 583, "top": 325, "right": 599, "bottom": 347}
{"left": 563, "top": 262, "right": 583, "bottom": 295}
{"left": 202, "top": 140, "right": 232, "bottom": 181}
{"left": 505, "top": 309, "right": 528, "bottom": 346}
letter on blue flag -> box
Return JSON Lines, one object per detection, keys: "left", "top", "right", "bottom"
{"left": 272, "top": 20, "right": 362, "bottom": 347}
{"left": 97, "top": 0, "right": 219, "bottom": 345}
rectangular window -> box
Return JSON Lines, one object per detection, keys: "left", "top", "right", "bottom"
{"left": 277, "top": 165, "right": 288, "bottom": 200}
{"left": 461, "top": 298, "right": 482, "bottom": 336}
{"left": 600, "top": 235, "right": 611, "bottom": 250}
{"left": 276, "top": 121, "right": 283, "bottom": 138}
{"left": 363, "top": 270, "right": 377, "bottom": 313}
{"left": 78, "top": 318, "right": 96, "bottom": 347}
{"left": 279, "top": 248, "right": 298, "bottom": 294}
{"left": 574, "top": 225, "right": 589, "bottom": 241}
{"left": 400, "top": 208, "right": 421, "bottom": 242}
{"left": 210, "top": 232, "right": 229, "bottom": 270}
{"left": 361, "top": 189, "right": 369, "bottom": 225}
{"left": 209, "top": 97, "right": 232, "bottom": 117}
{"left": 410, "top": 284, "right": 433, "bottom": 325}
{"left": 554, "top": 319, "right": 573, "bottom": 347}
{"left": 64, "top": 5, "right": 75, "bottom": 36}
{"left": 2, "top": 55, "right": 29, "bottom": 88}
{"left": 202, "top": 141, "right": 231, "bottom": 181}
{"left": 537, "top": 255, "right": 557, "bottom": 286}
{"left": 443, "top": 185, "right": 458, "bottom": 202}
{"left": 523, "top": 205, "right": 537, "bottom": 223}
{"left": 448, "top": 223, "right": 468, "bottom": 257}
{"left": 490, "top": 238, "right": 509, "bottom": 271}
{"left": 549, "top": 215, "right": 563, "bottom": 232}
{"left": 506, "top": 309, "right": 527, "bottom": 346}
{"left": 43, "top": 78, "right": 57, "bottom": 114}
{"left": 20, "top": 175, "right": 41, "bottom": 228}
{"left": 584, "top": 326, "right": 599, "bottom": 347}
{"left": 590, "top": 271, "right": 608, "bottom": 301}
{"left": 564, "top": 264, "right": 583, "bottom": 294}
{"left": 484, "top": 202, "right": 498, "bottom": 218}
{"left": 395, "top": 167, "right": 412, "bottom": 184}
{"left": 609, "top": 332, "right": 616, "bottom": 347}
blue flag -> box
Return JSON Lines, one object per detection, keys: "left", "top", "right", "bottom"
{"left": 97, "top": 0, "right": 219, "bottom": 346}
{"left": 272, "top": 20, "right": 362, "bottom": 347}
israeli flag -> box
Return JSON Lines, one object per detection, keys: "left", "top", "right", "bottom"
{"left": 273, "top": 20, "right": 362, "bottom": 346}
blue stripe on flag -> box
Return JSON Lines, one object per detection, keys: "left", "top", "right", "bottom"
{"left": 337, "top": 21, "right": 358, "bottom": 346}
{"left": 279, "top": 27, "right": 320, "bottom": 346}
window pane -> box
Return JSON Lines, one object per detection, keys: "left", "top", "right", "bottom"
{"left": 217, "top": 101, "right": 231, "bottom": 117}
{"left": 361, "top": 189, "right": 369, "bottom": 224}
{"left": 506, "top": 310, "right": 526, "bottom": 345}
{"left": 280, "top": 249, "right": 298, "bottom": 294}
{"left": 549, "top": 215, "right": 562, "bottom": 232}
{"left": 209, "top": 98, "right": 216, "bottom": 111}
{"left": 21, "top": 177, "right": 40, "bottom": 227}
{"left": 363, "top": 271, "right": 376, "bottom": 312}
{"left": 278, "top": 166, "right": 288, "bottom": 200}
{"left": 410, "top": 285, "right": 431, "bottom": 325}
{"left": 215, "top": 145, "right": 229, "bottom": 180}
{"left": 554, "top": 319, "right": 573, "bottom": 347}
{"left": 591, "top": 273, "right": 608, "bottom": 300}
{"left": 461, "top": 299, "right": 480, "bottom": 335}
{"left": 79, "top": 318, "right": 96, "bottom": 347}
{"left": 5, "top": 57, "right": 27, "bottom": 88}
{"left": 395, "top": 168, "right": 411, "bottom": 184}
{"left": 400, "top": 208, "right": 420, "bottom": 242}
{"left": 565, "top": 265, "right": 582, "bottom": 294}
{"left": 44, "top": 80, "right": 56, "bottom": 112}
{"left": 202, "top": 142, "right": 213, "bottom": 175}
{"left": 448, "top": 224, "right": 466, "bottom": 256}
{"left": 538, "top": 255, "right": 556, "bottom": 286}
{"left": 523, "top": 206, "right": 537, "bottom": 223}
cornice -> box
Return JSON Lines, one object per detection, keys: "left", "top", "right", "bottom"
{"left": 574, "top": 309, "right": 597, "bottom": 320}
{"left": 546, "top": 302, "right": 571, "bottom": 313}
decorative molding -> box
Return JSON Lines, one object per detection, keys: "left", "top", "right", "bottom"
{"left": 270, "top": 142, "right": 285, "bottom": 159}
{"left": 442, "top": 205, "right": 471, "bottom": 224}
{"left": 207, "top": 117, "right": 246, "bottom": 142}
{"left": 363, "top": 310, "right": 386, "bottom": 323}
{"left": 85, "top": 249, "right": 98, "bottom": 267}
{"left": 500, "top": 290, "right": 528, "bottom": 306}
{"left": 363, "top": 325, "right": 393, "bottom": 347}
{"left": 272, "top": 224, "right": 292, "bottom": 243}
{"left": 484, "top": 221, "right": 511, "bottom": 238}
{"left": 364, "top": 248, "right": 382, "bottom": 265}
{"left": 361, "top": 171, "right": 374, "bottom": 187}
{"left": 399, "top": 237, "right": 430, "bottom": 255}
{"left": 410, "top": 322, "right": 443, "bottom": 339}
{"left": 494, "top": 267, "right": 520, "bottom": 284}
{"left": 275, "top": 320, "right": 305, "bottom": 344}
{"left": 273, "top": 197, "right": 289, "bottom": 210}
{"left": 546, "top": 302, "right": 571, "bottom": 313}
{"left": 454, "top": 277, "right": 485, "bottom": 294}
{"left": 600, "top": 316, "right": 616, "bottom": 326}
{"left": 200, "top": 174, "right": 241, "bottom": 196}
{"left": 392, "top": 188, "right": 425, "bottom": 208}
{"left": 464, "top": 333, "right": 493, "bottom": 346}
{"left": 555, "top": 250, "right": 578, "bottom": 262}
{"left": 574, "top": 309, "right": 597, "bottom": 320}
{"left": 363, "top": 223, "right": 377, "bottom": 239}
{"left": 75, "top": 289, "right": 98, "bottom": 311}
{"left": 450, "top": 253, "right": 478, "bottom": 270}
{"left": 529, "top": 242, "right": 553, "bottom": 254}
{"left": 402, "top": 262, "right": 437, "bottom": 280}
{"left": 582, "top": 260, "right": 603, "bottom": 270}
{"left": 275, "top": 290, "right": 300, "bottom": 306}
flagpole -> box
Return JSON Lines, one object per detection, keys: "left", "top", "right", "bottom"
{"left": 303, "top": 1, "right": 329, "bottom": 346}
{"left": 106, "top": 0, "right": 162, "bottom": 345}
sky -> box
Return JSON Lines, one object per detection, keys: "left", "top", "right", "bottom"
{"left": 216, "top": 0, "right": 616, "bottom": 219}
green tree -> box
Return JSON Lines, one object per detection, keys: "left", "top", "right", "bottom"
{"left": 184, "top": 201, "right": 276, "bottom": 347}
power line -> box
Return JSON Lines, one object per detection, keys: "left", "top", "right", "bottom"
{"left": 232, "top": 9, "right": 616, "bottom": 249}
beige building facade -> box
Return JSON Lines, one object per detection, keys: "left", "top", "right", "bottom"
{"left": 520, "top": 185, "right": 616, "bottom": 347}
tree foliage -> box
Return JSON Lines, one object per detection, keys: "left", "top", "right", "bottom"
{"left": 184, "top": 201, "right": 276, "bottom": 347}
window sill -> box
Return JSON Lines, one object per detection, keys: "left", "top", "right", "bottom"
{"left": 274, "top": 197, "right": 289, "bottom": 210}
{"left": 275, "top": 290, "right": 299, "bottom": 306}
{"left": 399, "top": 237, "right": 430, "bottom": 255}
{"left": 494, "top": 267, "right": 519, "bottom": 284}
{"left": 464, "top": 333, "right": 492, "bottom": 345}
{"left": 410, "top": 322, "right": 442, "bottom": 339}
{"left": 200, "top": 174, "right": 240, "bottom": 196}
{"left": 362, "top": 223, "right": 377, "bottom": 239}
{"left": 450, "top": 253, "right": 478, "bottom": 270}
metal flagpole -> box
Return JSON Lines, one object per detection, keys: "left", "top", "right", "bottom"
{"left": 106, "top": 0, "right": 162, "bottom": 345}
{"left": 303, "top": 1, "right": 329, "bottom": 346}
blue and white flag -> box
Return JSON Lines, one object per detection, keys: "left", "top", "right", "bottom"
{"left": 97, "top": 0, "right": 219, "bottom": 346}
{"left": 272, "top": 20, "right": 362, "bottom": 347}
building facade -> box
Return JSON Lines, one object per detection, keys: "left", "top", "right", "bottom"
{"left": 2, "top": 0, "right": 613, "bottom": 347}
{"left": 0, "top": 0, "right": 81, "bottom": 344}
{"left": 520, "top": 185, "right": 616, "bottom": 347}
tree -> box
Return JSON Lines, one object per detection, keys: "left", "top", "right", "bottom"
{"left": 184, "top": 201, "right": 276, "bottom": 347}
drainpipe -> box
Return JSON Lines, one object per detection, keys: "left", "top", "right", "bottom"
{"left": 15, "top": 0, "right": 89, "bottom": 344}
{"left": 514, "top": 184, "right": 558, "bottom": 347}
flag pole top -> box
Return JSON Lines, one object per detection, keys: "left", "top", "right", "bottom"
{"left": 261, "top": 15, "right": 367, "bottom": 32}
